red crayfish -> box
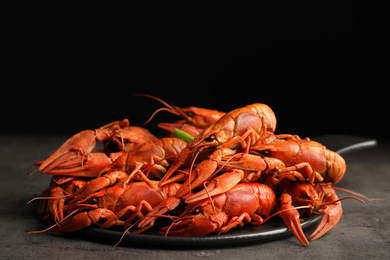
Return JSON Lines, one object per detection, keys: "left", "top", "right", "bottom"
{"left": 26, "top": 95, "right": 368, "bottom": 247}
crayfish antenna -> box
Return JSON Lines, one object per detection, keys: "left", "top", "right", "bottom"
{"left": 135, "top": 94, "right": 182, "bottom": 125}
{"left": 142, "top": 107, "right": 174, "bottom": 126}
{"left": 28, "top": 162, "right": 42, "bottom": 176}
{"left": 113, "top": 220, "right": 141, "bottom": 249}
{"left": 331, "top": 186, "right": 385, "bottom": 201}
{"left": 134, "top": 94, "right": 175, "bottom": 111}
{"left": 22, "top": 209, "right": 79, "bottom": 236}
{"left": 25, "top": 193, "right": 72, "bottom": 205}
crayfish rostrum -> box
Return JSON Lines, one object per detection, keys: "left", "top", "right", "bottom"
{"left": 26, "top": 94, "right": 367, "bottom": 247}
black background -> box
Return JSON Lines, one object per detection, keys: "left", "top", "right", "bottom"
{"left": 1, "top": 3, "right": 386, "bottom": 138}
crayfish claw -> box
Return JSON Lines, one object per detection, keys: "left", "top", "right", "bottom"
{"left": 185, "top": 169, "right": 245, "bottom": 203}
{"left": 160, "top": 215, "right": 218, "bottom": 237}
{"left": 309, "top": 188, "right": 343, "bottom": 241}
{"left": 53, "top": 208, "right": 116, "bottom": 232}
{"left": 309, "top": 213, "right": 334, "bottom": 241}
{"left": 278, "top": 193, "right": 309, "bottom": 247}
{"left": 36, "top": 130, "right": 115, "bottom": 177}
{"left": 38, "top": 130, "right": 97, "bottom": 175}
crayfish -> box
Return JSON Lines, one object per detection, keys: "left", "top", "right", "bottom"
{"left": 26, "top": 95, "right": 369, "bottom": 247}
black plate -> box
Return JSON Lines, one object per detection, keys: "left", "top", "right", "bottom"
{"left": 81, "top": 214, "right": 322, "bottom": 248}
{"left": 79, "top": 135, "right": 376, "bottom": 248}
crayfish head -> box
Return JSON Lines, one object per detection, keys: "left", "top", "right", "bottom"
{"left": 289, "top": 182, "right": 320, "bottom": 217}
{"left": 188, "top": 116, "right": 235, "bottom": 153}
{"left": 95, "top": 119, "right": 130, "bottom": 142}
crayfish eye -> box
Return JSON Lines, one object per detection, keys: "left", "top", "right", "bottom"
{"left": 185, "top": 111, "right": 194, "bottom": 117}
{"left": 191, "top": 208, "right": 201, "bottom": 214}
{"left": 87, "top": 198, "right": 98, "bottom": 204}
{"left": 205, "top": 134, "right": 216, "bottom": 142}
{"left": 259, "top": 150, "right": 271, "bottom": 157}
{"left": 216, "top": 167, "right": 225, "bottom": 176}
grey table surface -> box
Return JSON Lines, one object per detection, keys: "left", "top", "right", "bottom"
{"left": 1, "top": 135, "right": 389, "bottom": 259}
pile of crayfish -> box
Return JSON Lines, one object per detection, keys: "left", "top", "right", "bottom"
{"left": 27, "top": 95, "right": 365, "bottom": 247}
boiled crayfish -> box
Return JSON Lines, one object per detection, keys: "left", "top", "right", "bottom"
{"left": 27, "top": 95, "right": 367, "bottom": 247}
